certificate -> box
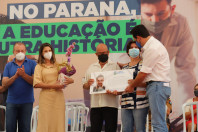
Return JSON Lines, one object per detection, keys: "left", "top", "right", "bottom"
{"left": 90, "top": 69, "right": 134, "bottom": 94}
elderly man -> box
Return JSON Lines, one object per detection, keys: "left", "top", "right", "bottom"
{"left": 83, "top": 43, "right": 120, "bottom": 132}
{"left": 0, "top": 14, "right": 25, "bottom": 131}
{"left": 2, "top": 42, "right": 37, "bottom": 132}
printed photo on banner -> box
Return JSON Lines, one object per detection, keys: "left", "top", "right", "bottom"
{"left": 90, "top": 69, "right": 134, "bottom": 94}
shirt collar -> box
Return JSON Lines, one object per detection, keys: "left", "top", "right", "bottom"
{"left": 12, "top": 56, "right": 28, "bottom": 63}
{"left": 93, "top": 60, "right": 114, "bottom": 66}
{"left": 168, "top": 13, "right": 177, "bottom": 27}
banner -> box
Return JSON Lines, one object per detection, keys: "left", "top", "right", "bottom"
{"left": 0, "top": 19, "right": 140, "bottom": 55}
{"left": 1, "top": 0, "right": 198, "bottom": 131}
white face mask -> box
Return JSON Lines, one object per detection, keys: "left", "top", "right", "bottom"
{"left": 44, "top": 52, "right": 52, "bottom": 60}
{"left": 15, "top": 52, "right": 25, "bottom": 61}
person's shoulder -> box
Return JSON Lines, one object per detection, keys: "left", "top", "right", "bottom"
{"left": 5, "top": 61, "right": 12, "bottom": 68}
{"left": 173, "top": 12, "right": 187, "bottom": 22}
{"left": 35, "top": 64, "right": 43, "bottom": 69}
{"left": 27, "top": 59, "right": 37, "bottom": 67}
{"left": 171, "top": 12, "right": 189, "bottom": 29}
{"left": 28, "top": 58, "right": 37, "bottom": 64}
{"left": 108, "top": 61, "right": 121, "bottom": 70}
{"left": 87, "top": 62, "right": 98, "bottom": 69}
{"left": 150, "top": 37, "right": 165, "bottom": 50}
{"left": 108, "top": 61, "right": 119, "bottom": 66}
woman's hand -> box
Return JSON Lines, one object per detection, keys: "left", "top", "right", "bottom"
{"left": 128, "top": 79, "right": 134, "bottom": 84}
{"left": 64, "top": 76, "right": 74, "bottom": 85}
{"left": 106, "top": 90, "right": 122, "bottom": 95}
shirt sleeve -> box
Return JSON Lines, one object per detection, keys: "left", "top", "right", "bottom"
{"left": 83, "top": 69, "right": 91, "bottom": 85}
{"left": 3, "top": 63, "right": 10, "bottom": 78}
{"left": 33, "top": 64, "right": 43, "bottom": 87}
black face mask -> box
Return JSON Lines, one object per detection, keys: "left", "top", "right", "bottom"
{"left": 98, "top": 54, "right": 108, "bottom": 63}
{"left": 194, "top": 90, "right": 198, "bottom": 97}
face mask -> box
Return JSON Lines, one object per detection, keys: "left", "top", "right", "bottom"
{"left": 44, "top": 52, "right": 52, "bottom": 60}
{"left": 194, "top": 90, "right": 198, "bottom": 97}
{"left": 98, "top": 54, "right": 108, "bottom": 63}
{"left": 15, "top": 52, "right": 25, "bottom": 61}
{"left": 129, "top": 48, "right": 140, "bottom": 58}
{"left": 142, "top": 17, "right": 171, "bottom": 34}
{"left": 136, "top": 41, "right": 142, "bottom": 49}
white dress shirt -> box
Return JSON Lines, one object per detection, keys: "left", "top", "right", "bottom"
{"left": 141, "top": 36, "right": 171, "bottom": 83}
{"left": 84, "top": 61, "right": 120, "bottom": 108}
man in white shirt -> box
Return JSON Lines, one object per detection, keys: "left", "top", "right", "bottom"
{"left": 83, "top": 43, "right": 120, "bottom": 132}
{"left": 108, "top": 0, "right": 196, "bottom": 115}
{"left": 125, "top": 24, "right": 171, "bottom": 132}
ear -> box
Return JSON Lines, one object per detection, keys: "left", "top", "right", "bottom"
{"left": 171, "top": 5, "right": 176, "bottom": 14}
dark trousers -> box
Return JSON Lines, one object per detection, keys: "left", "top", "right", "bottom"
{"left": 90, "top": 107, "right": 118, "bottom": 132}
{"left": 6, "top": 103, "right": 33, "bottom": 132}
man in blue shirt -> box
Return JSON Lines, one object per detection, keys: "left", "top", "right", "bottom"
{"left": 2, "top": 42, "right": 37, "bottom": 132}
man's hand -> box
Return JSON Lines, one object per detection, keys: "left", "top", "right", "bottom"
{"left": 83, "top": 79, "right": 94, "bottom": 90}
{"left": 0, "top": 86, "right": 4, "bottom": 92}
{"left": 125, "top": 85, "right": 134, "bottom": 93}
{"left": 17, "top": 65, "right": 26, "bottom": 77}
{"left": 88, "top": 79, "right": 94, "bottom": 86}
{"left": 14, "top": 70, "right": 19, "bottom": 79}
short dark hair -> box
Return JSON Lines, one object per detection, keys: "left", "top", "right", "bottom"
{"left": 126, "top": 41, "right": 141, "bottom": 56}
{"left": 38, "top": 43, "right": 56, "bottom": 64}
{"left": 130, "top": 24, "right": 150, "bottom": 39}
{"left": 141, "top": 0, "right": 172, "bottom": 4}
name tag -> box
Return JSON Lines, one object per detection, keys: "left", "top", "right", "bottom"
{"left": 163, "top": 82, "right": 170, "bottom": 87}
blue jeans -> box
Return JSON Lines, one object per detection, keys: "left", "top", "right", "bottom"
{"left": 146, "top": 82, "right": 171, "bottom": 132}
{"left": 121, "top": 107, "right": 149, "bottom": 132}
{"left": 6, "top": 103, "right": 33, "bottom": 132}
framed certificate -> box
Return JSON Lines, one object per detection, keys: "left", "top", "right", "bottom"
{"left": 90, "top": 69, "right": 134, "bottom": 94}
